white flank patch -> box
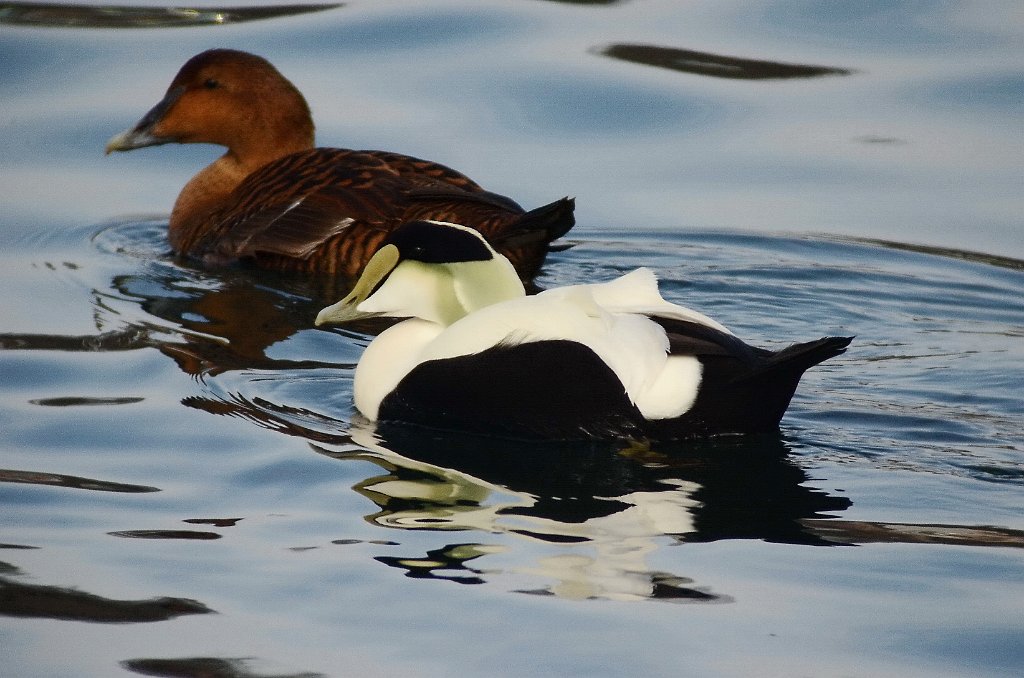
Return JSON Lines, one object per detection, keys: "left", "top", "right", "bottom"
{"left": 633, "top": 355, "right": 703, "bottom": 419}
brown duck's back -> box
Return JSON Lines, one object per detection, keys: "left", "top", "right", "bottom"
{"left": 177, "top": 148, "right": 574, "bottom": 280}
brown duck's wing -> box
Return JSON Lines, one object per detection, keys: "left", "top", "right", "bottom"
{"left": 404, "top": 185, "right": 525, "bottom": 214}
{"left": 195, "top": 155, "right": 405, "bottom": 263}
{"left": 205, "top": 149, "right": 526, "bottom": 258}
{"left": 193, "top": 147, "right": 571, "bottom": 278}
{"left": 194, "top": 148, "right": 465, "bottom": 259}
{"left": 367, "top": 153, "right": 577, "bottom": 247}
{"left": 364, "top": 150, "right": 490, "bottom": 193}
{"left": 204, "top": 192, "right": 376, "bottom": 262}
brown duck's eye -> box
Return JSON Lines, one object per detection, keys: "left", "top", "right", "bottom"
{"left": 203, "top": 78, "right": 220, "bottom": 89}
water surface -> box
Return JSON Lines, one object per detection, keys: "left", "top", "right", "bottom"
{"left": 1, "top": 2, "right": 1023, "bottom": 677}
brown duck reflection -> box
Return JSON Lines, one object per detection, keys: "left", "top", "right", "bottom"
{"left": 0, "top": 259, "right": 346, "bottom": 378}
{"left": 133, "top": 277, "right": 325, "bottom": 377}
{"left": 599, "top": 43, "right": 853, "bottom": 80}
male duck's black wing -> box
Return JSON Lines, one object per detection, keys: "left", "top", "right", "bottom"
{"left": 647, "top": 315, "right": 852, "bottom": 437}
{"left": 651, "top": 316, "right": 761, "bottom": 363}
{"left": 652, "top": 315, "right": 851, "bottom": 376}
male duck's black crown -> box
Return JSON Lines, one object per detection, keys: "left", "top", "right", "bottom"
{"left": 387, "top": 220, "right": 494, "bottom": 264}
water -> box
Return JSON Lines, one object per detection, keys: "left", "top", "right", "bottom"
{"left": 2, "top": 2, "right": 1023, "bottom": 677}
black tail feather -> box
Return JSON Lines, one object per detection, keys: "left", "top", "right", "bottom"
{"left": 750, "top": 336, "right": 853, "bottom": 382}
{"left": 493, "top": 196, "right": 576, "bottom": 249}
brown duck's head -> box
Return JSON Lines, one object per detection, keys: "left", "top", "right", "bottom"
{"left": 106, "top": 49, "right": 315, "bottom": 163}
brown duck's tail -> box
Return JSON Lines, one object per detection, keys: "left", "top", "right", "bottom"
{"left": 493, "top": 197, "right": 576, "bottom": 250}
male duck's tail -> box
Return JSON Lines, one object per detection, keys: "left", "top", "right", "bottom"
{"left": 759, "top": 336, "right": 854, "bottom": 377}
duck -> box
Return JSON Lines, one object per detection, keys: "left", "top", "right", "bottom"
{"left": 105, "top": 49, "right": 574, "bottom": 281}
{"left": 315, "top": 220, "right": 853, "bottom": 441}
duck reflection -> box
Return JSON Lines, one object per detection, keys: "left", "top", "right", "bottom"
{"left": 307, "top": 425, "right": 849, "bottom": 601}
{"left": 112, "top": 274, "right": 325, "bottom": 377}
{"left": 102, "top": 242, "right": 356, "bottom": 375}
{"left": 0, "top": 219, "right": 348, "bottom": 377}
{"left": 310, "top": 425, "right": 1024, "bottom": 599}
{"left": 338, "top": 424, "right": 850, "bottom": 545}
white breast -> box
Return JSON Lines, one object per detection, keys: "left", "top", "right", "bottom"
{"left": 354, "top": 318, "right": 443, "bottom": 420}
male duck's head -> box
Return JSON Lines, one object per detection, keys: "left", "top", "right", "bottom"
{"left": 316, "top": 220, "right": 526, "bottom": 327}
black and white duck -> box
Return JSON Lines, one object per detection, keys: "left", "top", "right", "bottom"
{"left": 316, "top": 220, "right": 852, "bottom": 441}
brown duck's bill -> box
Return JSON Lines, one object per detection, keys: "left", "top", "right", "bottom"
{"left": 315, "top": 244, "right": 401, "bottom": 325}
{"left": 105, "top": 85, "right": 185, "bottom": 154}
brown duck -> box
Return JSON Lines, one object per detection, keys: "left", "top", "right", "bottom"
{"left": 106, "top": 49, "right": 574, "bottom": 281}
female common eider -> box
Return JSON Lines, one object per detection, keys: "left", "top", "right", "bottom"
{"left": 315, "top": 221, "right": 852, "bottom": 441}
{"left": 105, "top": 49, "right": 574, "bottom": 281}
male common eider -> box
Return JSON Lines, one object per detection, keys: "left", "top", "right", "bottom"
{"left": 106, "top": 49, "right": 574, "bottom": 281}
{"left": 316, "top": 221, "right": 852, "bottom": 440}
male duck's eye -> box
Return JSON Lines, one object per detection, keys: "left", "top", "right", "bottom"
{"left": 203, "top": 78, "right": 220, "bottom": 89}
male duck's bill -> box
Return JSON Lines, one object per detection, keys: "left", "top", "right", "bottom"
{"left": 316, "top": 244, "right": 400, "bottom": 324}
{"left": 105, "top": 48, "right": 575, "bottom": 280}
{"left": 318, "top": 221, "right": 853, "bottom": 442}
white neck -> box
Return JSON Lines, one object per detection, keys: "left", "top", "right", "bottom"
{"left": 452, "top": 257, "right": 525, "bottom": 317}
{"left": 358, "top": 257, "right": 525, "bottom": 326}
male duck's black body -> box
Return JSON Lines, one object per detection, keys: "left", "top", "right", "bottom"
{"left": 317, "top": 220, "right": 852, "bottom": 441}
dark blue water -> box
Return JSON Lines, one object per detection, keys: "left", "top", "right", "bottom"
{"left": 2, "top": 3, "right": 1023, "bottom": 677}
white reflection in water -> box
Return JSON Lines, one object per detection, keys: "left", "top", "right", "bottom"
{"left": 348, "top": 426, "right": 719, "bottom": 603}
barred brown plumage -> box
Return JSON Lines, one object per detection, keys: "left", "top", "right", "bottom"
{"left": 107, "top": 49, "right": 574, "bottom": 281}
